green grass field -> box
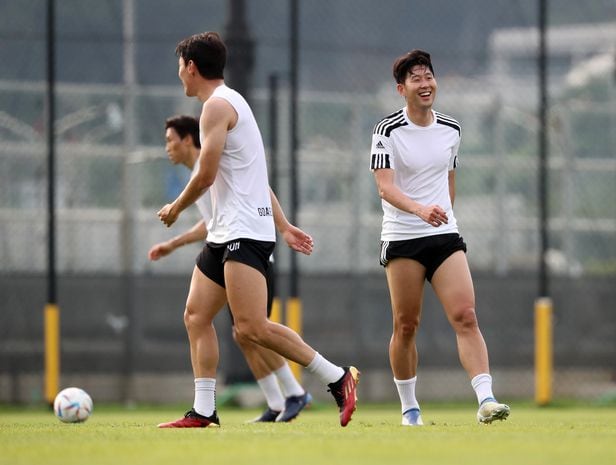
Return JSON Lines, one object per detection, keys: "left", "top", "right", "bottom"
{"left": 1, "top": 403, "right": 615, "bottom": 465}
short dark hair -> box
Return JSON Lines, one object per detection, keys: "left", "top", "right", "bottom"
{"left": 392, "top": 49, "right": 434, "bottom": 84}
{"left": 175, "top": 31, "right": 226, "bottom": 79}
{"left": 165, "top": 115, "right": 200, "bottom": 148}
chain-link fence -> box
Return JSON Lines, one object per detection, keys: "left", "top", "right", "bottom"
{"left": 1, "top": 0, "right": 615, "bottom": 404}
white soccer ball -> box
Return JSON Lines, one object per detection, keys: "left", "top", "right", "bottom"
{"left": 53, "top": 387, "right": 93, "bottom": 423}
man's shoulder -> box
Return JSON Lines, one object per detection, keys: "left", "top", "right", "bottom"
{"left": 204, "top": 94, "right": 236, "bottom": 115}
{"left": 212, "top": 84, "right": 247, "bottom": 104}
{"left": 373, "top": 108, "right": 408, "bottom": 137}
{"left": 434, "top": 111, "right": 461, "bottom": 135}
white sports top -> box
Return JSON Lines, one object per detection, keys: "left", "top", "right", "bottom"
{"left": 370, "top": 108, "right": 461, "bottom": 241}
{"left": 191, "top": 164, "right": 273, "bottom": 263}
{"left": 200, "top": 85, "right": 275, "bottom": 244}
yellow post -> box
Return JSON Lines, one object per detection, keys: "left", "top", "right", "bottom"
{"left": 285, "top": 297, "right": 303, "bottom": 382}
{"left": 44, "top": 303, "right": 60, "bottom": 405}
{"left": 535, "top": 297, "right": 553, "bottom": 405}
{"left": 270, "top": 297, "right": 282, "bottom": 324}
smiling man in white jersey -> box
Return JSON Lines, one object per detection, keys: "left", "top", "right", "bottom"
{"left": 156, "top": 32, "right": 359, "bottom": 428}
{"left": 370, "top": 49, "right": 510, "bottom": 426}
{"left": 148, "top": 115, "right": 312, "bottom": 423}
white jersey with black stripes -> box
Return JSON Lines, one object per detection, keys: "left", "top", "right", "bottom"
{"left": 370, "top": 107, "right": 461, "bottom": 241}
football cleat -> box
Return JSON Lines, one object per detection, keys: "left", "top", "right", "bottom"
{"left": 247, "top": 407, "right": 281, "bottom": 423}
{"left": 477, "top": 399, "right": 510, "bottom": 424}
{"left": 276, "top": 392, "right": 313, "bottom": 422}
{"left": 401, "top": 407, "right": 423, "bottom": 426}
{"left": 328, "top": 366, "right": 360, "bottom": 427}
{"left": 157, "top": 408, "right": 220, "bottom": 428}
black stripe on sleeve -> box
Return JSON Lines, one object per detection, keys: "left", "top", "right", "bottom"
{"left": 383, "top": 121, "right": 408, "bottom": 137}
{"left": 371, "top": 153, "right": 391, "bottom": 170}
{"left": 373, "top": 109, "right": 404, "bottom": 135}
{"left": 436, "top": 118, "right": 461, "bottom": 135}
{"left": 434, "top": 111, "right": 460, "bottom": 125}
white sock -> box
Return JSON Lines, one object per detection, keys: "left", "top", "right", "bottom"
{"left": 306, "top": 352, "right": 345, "bottom": 385}
{"left": 471, "top": 373, "right": 495, "bottom": 405}
{"left": 274, "top": 363, "right": 305, "bottom": 398}
{"left": 193, "top": 377, "right": 216, "bottom": 417}
{"left": 256, "top": 373, "right": 285, "bottom": 412}
{"left": 394, "top": 377, "right": 420, "bottom": 413}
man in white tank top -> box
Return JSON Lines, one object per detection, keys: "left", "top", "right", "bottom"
{"left": 157, "top": 32, "right": 359, "bottom": 428}
{"left": 148, "top": 115, "right": 313, "bottom": 422}
{"left": 371, "top": 49, "right": 509, "bottom": 426}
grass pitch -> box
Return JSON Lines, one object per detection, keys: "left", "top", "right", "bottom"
{"left": 1, "top": 402, "right": 615, "bottom": 465}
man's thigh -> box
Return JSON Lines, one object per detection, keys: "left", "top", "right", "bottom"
{"left": 186, "top": 265, "right": 227, "bottom": 322}
{"left": 385, "top": 258, "right": 426, "bottom": 320}
{"left": 224, "top": 260, "right": 269, "bottom": 327}
{"left": 431, "top": 251, "right": 475, "bottom": 316}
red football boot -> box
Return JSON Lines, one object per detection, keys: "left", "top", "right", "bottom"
{"left": 328, "top": 366, "right": 360, "bottom": 427}
{"left": 157, "top": 409, "right": 220, "bottom": 428}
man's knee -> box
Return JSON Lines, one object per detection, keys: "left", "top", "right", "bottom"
{"left": 234, "top": 319, "right": 268, "bottom": 345}
{"left": 183, "top": 304, "right": 212, "bottom": 331}
{"left": 450, "top": 306, "right": 479, "bottom": 332}
{"left": 232, "top": 324, "right": 253, "bottom": 346}
{"left": 393, "top": 316, "right": 420, "bottom": 340}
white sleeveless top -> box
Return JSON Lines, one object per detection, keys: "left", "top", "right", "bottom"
{"left": 200, "top": 85, "right": 275, "bottom": 244}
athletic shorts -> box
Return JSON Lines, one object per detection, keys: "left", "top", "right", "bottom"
{"left": 196, "top": 239, "right": 276, "bottom": 324}
{"left": 196, "top": 238, "right": 275, "bottom": 289}
{"left": 379, "top": 233, "right": 467, "bottom": 282}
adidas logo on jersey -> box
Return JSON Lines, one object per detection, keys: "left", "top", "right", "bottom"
{"left": 376, "top": 141, "right": 385, "bottom": 149}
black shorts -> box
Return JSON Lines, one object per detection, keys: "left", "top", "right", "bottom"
{"left": 196, "top": 239, "right": 276, "bottom": 324}
{"left": 196, "top": 238, "right": 275, "bottom": 289}
{"left": 379, "top": 233, "right": 467, "bottom": 282}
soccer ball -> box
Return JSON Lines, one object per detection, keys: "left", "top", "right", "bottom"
{"left": 53, "top": 387, "right": 93, "bottom": 423}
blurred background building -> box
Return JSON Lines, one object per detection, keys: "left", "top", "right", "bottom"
{"left": 1, "top": 0, "right": 614, "bottom": 405}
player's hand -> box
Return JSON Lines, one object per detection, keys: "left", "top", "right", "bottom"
{"left": 417, "top": 204, "right": 448, "bottom": 227}
{"left": 157, "top": 203, "right": 179, "bottom": 227}
{"left": 148, "top": 242, "right": 174, "bottom": 261}
{"left": 282, "top": 224, "right": 314, "bottom": 255}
